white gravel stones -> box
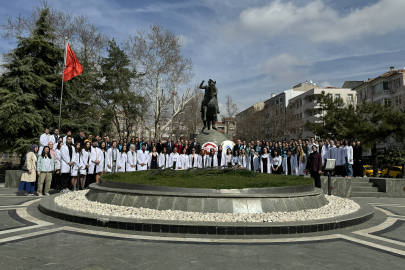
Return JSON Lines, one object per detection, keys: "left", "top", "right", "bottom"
{"left": 54, "top": 191, "right": 360, "bottom": 223}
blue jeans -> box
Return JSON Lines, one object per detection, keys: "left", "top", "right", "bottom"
{"left": 345, "top": 157, "right": 353, "bottom": 177}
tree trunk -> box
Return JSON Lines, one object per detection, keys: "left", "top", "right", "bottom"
{"left": 371, "top": 143, "right": 378, "bottom": 177}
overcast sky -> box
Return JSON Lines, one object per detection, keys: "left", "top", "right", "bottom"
{"left": 2, "top": 0, "right": 405, "bottom": 112}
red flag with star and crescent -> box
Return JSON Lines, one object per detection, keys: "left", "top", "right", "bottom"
{"left": 63, "top": 43, "right": 83, "bottom": 81}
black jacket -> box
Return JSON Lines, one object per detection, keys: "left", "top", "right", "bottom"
{"left": 189, "top": 142, "right": 201, "bottom": 155}
{"left": 165, "top": 142, "right": 175, "bottom": 154}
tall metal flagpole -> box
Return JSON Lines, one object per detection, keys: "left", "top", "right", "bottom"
{"left": 58, "top": 37, "right": 68, "bottom": 132}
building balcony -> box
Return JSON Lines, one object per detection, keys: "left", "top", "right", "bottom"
{"left": 372, "top": 90, "right": 391, "bottom": 100}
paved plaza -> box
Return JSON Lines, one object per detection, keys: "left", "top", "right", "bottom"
{"left": 1, "top": 186, "right": 405, "bottom": 269}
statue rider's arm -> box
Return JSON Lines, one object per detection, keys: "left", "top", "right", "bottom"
{"left": 199, "top": 80, "right": 207, "bottom": 90}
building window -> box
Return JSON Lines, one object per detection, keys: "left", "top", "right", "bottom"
{"left": 300, "top": 100, "right": 302, "bottom": 107}
{"left": 296, "top": 102, "right": 299, "bottom": 109}
{"left": 348, "top": 94, "right": 353, "bottom": 102}
{"left": 280, "top": 97, "right": 283, "bottom": 104}
{"left": 335, "top": 94, "right": 340, "bottom": 100}
{"left": 300, "top": 113, "right": 302, "bottom": 119}
{"left": 393, "top": 78, "right": 401, "bottom": 89}
{"left": 373, "top": 82, "right": 389, "bottom": 94}
{"left": 361, "top": 90, "right": 366, "bottom": 100}
{"left": 384, "top": 99, "right": 392, "bottom": 106}
{"left": 328, "top": 94, "right": 333, "bottom": 99}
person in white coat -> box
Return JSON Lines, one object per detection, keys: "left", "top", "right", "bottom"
{"left": 198, "top": 150, "right": 208, "bottom": 168}
{"left": 206, "top": 148, "right": 218, "bottom": 168}
{"left": 39, "top": 128, "right": 52, "bottom": 155}
{"left": 118, "top": 145, "right": 127, "bottom": 172}
{"left": 127, "top": 145, "right": 137, "bottom": 172}
{"left": 148, "top": 146, "right": 159, "bottom": 169}
{"left": 179, "top": 148, "right": 189, "bottom": 169}
{"left": 259, "top": 148, "right": 271, "bottom": 173}
{"left": 60, "top": 136, "right": 75, "bottom": 193}
{"left": 71, "top": 142, "right": 84, "bottom": 191}
{"left": 328, "top": 140, "right": 337, "bottom": 160}
{"left": 169, "top": 147, "right": 181, "bottom": 170}
{"left": 216, "top": 146, "right": 226, "bottom": 167}
{"left": 62, "top": 130, "right": 74, "bottom": 145}
{"left": 158, "top": 147, "right": 170, "bottom": 169}
{"left": 335, "top": 141, "right": 347, "bottom": 176}
{"left": 51, "top": 129, "right": 60, "bottom": 150}
{"left": 294, "top": 145, "right": 307, "bottom": 176}
{"left": 55, "top": 142, "right": 63, "bottom": 186}
{"left": 321, "top": 141, "right": 329, "bottom": 167}
{"left": 88, "top": 139, "right": 103, "bottom": 185}
{"left": 189, "top": 148, "right": 199, "bottom": 168}
{"left": 137, "top": 144, "right": 149, "bottom": 170}
{"left": 81, "top": 141, "right": 91, "bottom": 189}
{"left": 238, "top": 149, "right": 248, "bottom": 169}
{"left": 344, "top": 140, "right": 353, "bottom": 178}
{"left": 248, "top": 149, "right": 259, "bottom": 172}
{"left": 225, "top": 148, "right": 234, "bottom": 167}
{"left": 105, "top": 141, "right": 121, "bottom": 173}
{"left": 282, "top": 150, "right": 297, "bottom": 175}
{"left": 271, "top": 150, "right": 282, "bottom": 174}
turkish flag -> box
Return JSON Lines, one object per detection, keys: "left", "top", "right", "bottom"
{"left": 63, "top": 43, "right": 83, "bottom": 81}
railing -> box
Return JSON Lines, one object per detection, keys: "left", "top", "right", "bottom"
{"left": 372, "top": 90, "right": 391, "bottom": 97}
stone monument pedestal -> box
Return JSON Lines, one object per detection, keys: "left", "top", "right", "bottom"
{"left": 192, "top": 130, "right": 229, "bottom": 147}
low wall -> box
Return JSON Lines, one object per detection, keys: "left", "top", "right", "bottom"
{"left": 319, "top": 176, "right": 405, "bottom": 198}
{"left": 5, "top": 170, "right": 22, "bottom": 188}
{"left": 320, "top": 176, "right": 351, "bottom": 198}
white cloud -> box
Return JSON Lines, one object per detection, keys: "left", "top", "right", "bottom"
{"left": 221, "top": 0, "right": 405, "bottom": 42}
{"left": 262, "top": 53, "right": 310, "bottom": 84}
{"left": 177, "top": 35, "right": 194, "bottom": 47}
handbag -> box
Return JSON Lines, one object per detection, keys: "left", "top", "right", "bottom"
{"left": 21, "top": 164, "right": 29, "bottom": 171}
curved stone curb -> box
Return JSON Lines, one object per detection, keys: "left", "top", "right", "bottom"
{"left": 39, "top": 194, "right": 374, "bottom": 235}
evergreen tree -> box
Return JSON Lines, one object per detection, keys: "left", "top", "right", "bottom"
{"left": 307, "top": 91, "right": 405, "bottom": 176}
{"left": 0, "top": 8, "right": 62, "bottom": 154}
{"left": 97, "top": 39, "right": 146, "bottom": 140}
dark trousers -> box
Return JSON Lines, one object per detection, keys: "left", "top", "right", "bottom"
{"left": 60, "top": 173, "right": 70, "bottom": 190}
{"left": 353, "top": 160, "right": 363, "bottom": 177}
{"left": 86, "top": 173, "right": 95, "bottom": 188}
{"left": 311, "top": 171, "right": 321, "bottom": 188}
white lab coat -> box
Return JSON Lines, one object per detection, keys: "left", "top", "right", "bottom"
{"left": 345, "top": 146, "right": 353, "bottom": 165}
{"left": 179, "top": 154, "right": 189, "bottom": 169}
{"left": 137, "top": 150, "right": 149, "bottom": 170}
{"left": 127, "top": 151, "right": 137, "bottom": 172}
{"left": 260, "top": 154, "right": 271, "bottom": 173}
{"left": 224, "top": 154, "right": 234, "bottom": 166}
{"left": 88, "top": 147, "right": 102, "bottom": 174}
{"left": 39, "top": 133, "right": 52, "bottom": 155}
{"left": 198, "top": 155, "right": 208, "bottom": 168}
{"left": 81, "top": 149, "right": 90, "bottom": 175}
{"left": 55, "top": 149, "right": 61, "bottom": 170}
{"left": 294, "top": 154, "right": 307, "bottom": 176}
{"left": 169, "top": 153, "right": 180, "bottom": 169}
{"left": 282, "top": 156, "right": 297, "bottom": 175}
{"left": 238, "top": 155, "right": 249, "bottom": 169}
{"left": 158, "top": 153, "right": 170, "bottom": 169}
{"left": 321, "top": 145, "right": 329, "bottom": 165}
{"left": 188, "top": 154, "right": 199, "bottom": 168}
{"left": 71, "top": 151, "right": 84, "bottom": 176}
{"left": 52, "top": 134, "right": 60, "bottom": 150}
{"left": 206, "top": 155, "right": 218, "bottom": 167}
{"left": 247, "top": 154, "right": 259, "bottom": 172}
{"left": 105, "top": 148, "right": 120, "bottom": 173}
{"left": 60, "top": 144, "right": 75, "bottom": 174}
{"left": 118, "top": 152, "right": 127, "bottom": 172}
{"left": 308, "top": 143, "right": 319, "bottom": 155}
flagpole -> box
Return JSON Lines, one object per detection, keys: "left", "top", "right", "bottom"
{"left": 58, "top": 37, "right": 68, "bottom": 132}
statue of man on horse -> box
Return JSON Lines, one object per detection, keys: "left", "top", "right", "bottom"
{"left": 199, "top": 79, "right": 220, "bottom": 132}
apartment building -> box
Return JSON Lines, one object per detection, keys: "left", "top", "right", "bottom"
{"left": 288, "top": 87, "right": 357, "bottom": 139}
{"left": 263, "top": 82, "right": 319, "bottom": 140}
{"left": 235, "top": 100, "right": 267, "bottom": 141}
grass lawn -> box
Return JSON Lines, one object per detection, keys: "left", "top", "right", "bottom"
{"left": 102, "top": 168, "right": 313, "bottom": 189}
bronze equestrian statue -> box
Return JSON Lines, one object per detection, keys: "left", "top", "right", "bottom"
{"left": 200, "top": 79, "right": 220, "bottom": 132}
